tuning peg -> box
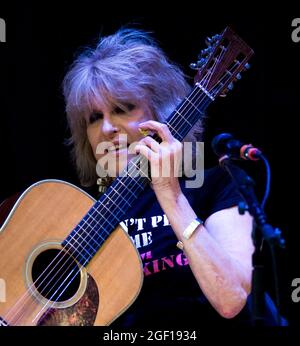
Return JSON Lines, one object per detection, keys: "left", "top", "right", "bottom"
{"left": 205, "top": 37, "right": 212, "bottom": 46}
{"left": 197, "top": 58, "right": 207, "bottom": 67}
{"left": 228, "top": 82, "right": 234, "bottom": 90}
{"left": 211, "top": 34, "right": 221, "bottom": 42}
{"left": 244, "top": 63, "right": 251, "bottom": 69}
{"left": 189, "top": 62, "right": 198, "bottom": 70}
{"left": 220, "top": 83, "right": 234, "bottom": 96}
{"left": 236, "top": 73, "right": 242, "bottom": 80}
{"left": 189, "top": 57, "right": 207, "bottom": 70}
{"left": 198, "top": 47, "right": 212, "bottom": 59}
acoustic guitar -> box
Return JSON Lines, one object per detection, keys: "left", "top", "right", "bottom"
{"left": 0, "top": 27, "right": 253, "bottom": 326}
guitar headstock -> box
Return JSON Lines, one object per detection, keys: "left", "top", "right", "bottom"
{"left": 191, "top": 27, "right": 254, "bottom": 99}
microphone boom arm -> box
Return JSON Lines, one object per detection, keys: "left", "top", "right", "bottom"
{"left": 219, "top": 155, "right": 285, "bottom": 248}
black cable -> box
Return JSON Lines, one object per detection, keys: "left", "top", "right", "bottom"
{"left": 260, "top": 154, "right": 271, "bottom": 210}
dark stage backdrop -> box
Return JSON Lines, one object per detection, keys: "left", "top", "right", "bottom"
{"left": 0, "top": 2, "right": 299, "bottom": 327}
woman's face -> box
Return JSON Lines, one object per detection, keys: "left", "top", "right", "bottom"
{"left": 86, "top": 102, "right": 153, "bottom": 177}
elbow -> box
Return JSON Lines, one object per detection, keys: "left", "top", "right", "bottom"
{"left": 218, "top": 267, "right": 252, "bottom": 319}
{"left": 216, "top": 287, "right": 249, "bottom": 319}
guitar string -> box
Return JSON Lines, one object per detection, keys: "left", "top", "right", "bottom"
{"left": 6, "top": 48, "right": 242, "bottom": 325}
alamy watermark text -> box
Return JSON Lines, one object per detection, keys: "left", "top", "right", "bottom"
{"left": 0, "top": 17, "right": 6, "bottom": 43}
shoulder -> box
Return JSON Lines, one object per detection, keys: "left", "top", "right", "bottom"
{"left": 183, "top": 165, "right": 240, "bottom": 197}
{"left": 203, "top": 165, "right": 233, "bottom": 184}
{"left": 181, "top": 165, "right": 245, "bottom": 220}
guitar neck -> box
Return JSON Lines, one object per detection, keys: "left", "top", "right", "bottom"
{"left": 165, "top": 84, "right": 212, "bottom": 140}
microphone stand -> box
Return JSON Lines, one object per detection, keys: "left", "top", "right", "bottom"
{"left": 218, "top": 155, "right": 285, "bottom": 326}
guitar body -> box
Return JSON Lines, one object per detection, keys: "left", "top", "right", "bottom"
{"left": 0, "top": 180, "right": 143, "bottom": 326}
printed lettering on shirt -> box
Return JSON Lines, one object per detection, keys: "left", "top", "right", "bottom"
{"left": 130, "top": 231, "right": 153, "bottom": 249}
{"left": 120, "top": 213, "right": 170, "bottom": 234}
{"left": 120, "top": 214, "right": 189, "bottom": 277}
{"left": 142, "top": 251, "right": 189, "bottom": 276}
{"left": 119, "top": 217, "right": 146, "bottom": 232}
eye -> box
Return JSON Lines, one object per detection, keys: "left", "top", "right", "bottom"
{"left": 114, "top": 107, "right": 125, "bottom": 115}
{"left": 125, "top": 103, "right": 135, "bottom": 111}
{"left": 89, "top": 112, "right": 103, "bottom": 124}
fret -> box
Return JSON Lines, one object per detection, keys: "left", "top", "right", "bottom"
{"left": 110, "top": 185, "right": 132, "bottom": 207}
{"left": 71, "top": 224, "right": 99, "bottom": 252}
{"left": 82, "top": 224, "right": 106, "bottom": 244}
{"left": 175, "top": 110, "right": 192, "bottom": 127}
{"left": 84, "top": 216, "right": 97, "bottom": 229}
{"left": 80, "top": 214, "right": 106, "bottom": 245}
{"left": 80, "top": 207, "right": 114, "bottom": 244}
{"left": 64, "top": 239, "right": 93, "bottom": 265}
{"left": 98, "top": 202, "right": 122, "bottom": 224}
{"left": 185, "top": 96, "right": 202, "bottom": 113}
{"left": 118, "top": 179, "right": 137, "bottom": 199}
{"left": 64, "top": 225, "right": 99, "bottom": 259}
{"left": 106, "top": 193, "right": 126, "bottom": 210}
{"left": 166, "top": 122, "right": 184, "bottom": 141}
{"left": 195, "top": 82, "right": 215, "bottom": 101}
{"left": 67, "top": 234, "right": 95, "bottom": 259}
{"left": 87, "top": 209, "right": 102, "bottom": 227}
{"left": 167, "top": 86, "right": 212, "bottom": 140}
{"left": 127, "top": 163, "right": 149, "bottom": 181}
{"left": 77, "top": 214, "right": 100, "bottom": 235}
{"left": 126, "top": 156, "right": 150, "bottom": 181}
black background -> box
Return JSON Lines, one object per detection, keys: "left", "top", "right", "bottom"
{"left": 0, "top": 1, "right": 299, "bottom": 329}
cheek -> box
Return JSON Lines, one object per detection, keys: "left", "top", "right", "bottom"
{"left": 125, "top": 121, "right": 144, "bottom": 142}
{"left": 126, "top": 110, "right": 154, "bottom": 140}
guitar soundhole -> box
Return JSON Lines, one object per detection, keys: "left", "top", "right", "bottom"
{"left": 31, "top": 249, "right": 81, "bottom": 303}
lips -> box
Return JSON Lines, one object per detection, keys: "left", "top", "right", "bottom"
{"left": 104, "top": 142, "right": 131, "bottom": 154}
{"left": 107, "top": 143, "right": 128, "bottom": 152}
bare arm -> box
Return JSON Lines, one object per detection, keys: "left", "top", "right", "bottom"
{"left": 157, "top": 190, "right": 254, "bottom": 318}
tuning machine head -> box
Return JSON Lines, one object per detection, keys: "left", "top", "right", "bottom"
{"left": 189, "top": 57, "right": 208, "bottom": 70}
{"left": 205, "top": 34, "right": 221, "bottom": 47}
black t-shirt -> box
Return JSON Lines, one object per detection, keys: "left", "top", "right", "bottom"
{"left": 101, "top": 166, "right": 254, "bottom": 327}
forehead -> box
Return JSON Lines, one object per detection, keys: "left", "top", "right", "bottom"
{"left": 82, "top": 88, "right": 140, "bottom": 115}
{"left": 71, "top": 64, "right": 148, "bottom": 117}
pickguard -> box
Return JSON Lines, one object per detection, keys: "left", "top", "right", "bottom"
{"left": 37, "top": 274, "right": 99, "bottom": 326}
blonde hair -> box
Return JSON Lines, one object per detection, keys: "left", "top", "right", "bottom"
{"left": 63, "top": 28, "right": 203, "bottom": 187}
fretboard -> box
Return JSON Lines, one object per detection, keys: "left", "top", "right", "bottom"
{"left": 62, "top": 84, "right": 212, "bottom": 266}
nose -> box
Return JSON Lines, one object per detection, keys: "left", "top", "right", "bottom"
{"left": 102, "top": 114, "right": 119, "bottom": 137}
